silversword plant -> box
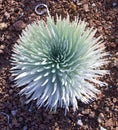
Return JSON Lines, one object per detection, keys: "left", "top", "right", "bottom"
{"left": 11, "top": 15, "right": 108, "bottom": 112}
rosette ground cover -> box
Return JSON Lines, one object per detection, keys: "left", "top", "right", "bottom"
{"left": 11, "top": 15, "right": 108, "bottom": 112}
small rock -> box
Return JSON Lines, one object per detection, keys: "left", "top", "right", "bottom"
{"left": 0, "top": 45, "right": 5, "bottom": 50}
{"left": 6, "top": 35, "right": 10, "bottom": 39}
{"left": 4, "top": 12, "right": 10, "bottom": 19}
{"left": 48, "top": 111, "right": 55, "bottom": 115}
{"left": 30, "top": 13, "right": 37, "bottom": 18}
{"left": 98, "top": 26, "right": 103, "bottom": 33}
{"left": 92, "top": 3, "right": 96, "bottom": 7}
{"left": 99, "top": 126, "right": 107, "bottom": 130}
{"left": 70, "top": 2, "right": 77, "bottom": 12}
{"left": 115, "top": 39, "right": 118, "bottom": 44}
{"left": 73, "top": 0, "right": 77, "bottom": 2}
{"left": 116, "top": 127, "right": 118, "bottom": 130}
{"left": 0, "top": 49, "right": 4, "bottom": 54}
{"left": 11, "top": 110, "right": 17, "bottom": 116}
{"left": 12, "top": 118, "right": 20, "bottom": 127}
{"left": 77, "top": 119, "right": 83, "bottom": 126}
{"left": 40, "top": 124, "right": 46, "bottom": 129}
{"left": 113, "top": 98, "right": 117, "bottom": 103}
{"left": 19, "top": 117, "right": 23, "bottom": 122}
{"left": 109, "top": 85, "right": 113, "bottom": 88}
{"left": 13, "top": 20, "right": 26, "bottom": 31}
{"left": 55, "top": 127, "right": 59, "bottom": 130}
{"left": 28, "top": 103, "right": 34, "bottom": 112}
{"left": 114, "top": 58, "right": 118, "bottom": 68}
{"left": 112, "top": 2, "right": 117, "bottom": 7}
{"left": 110, "top": 42, "right": 116, "bottom": 48}
{"left": 93, "top": 104, "right": 98, "bottom": 110}
{"left": 98, "top": 113, "right": 105, "bottom": 123}
{"left": 0, "top": 45, "right": 5, "bottom": 54}
{"left": 116, "top": 52, "right": 118, "bottom": 56}
{"left": 73, "top": 0, "right": 82, "bottom": 5}
{"left": 83, "top": 4, "right": 89, "bottom": 12}
{"left": 47, "top": 114, "right": 53, "bottom": 120}
{"left": 9, "top": 89, "right": 13, "bottom": 94}
{"left": 0, "top": 23, "right": 8, "bottom": 30}
{"left": 82, "top": 109, "right": 89, "bottom": 114}
{"left": 54, "top": 122, "right": 58, "bottom": 127}
{"left": 105, "top": 118, "right": 114, "bottom": 127}
{"left": 19, "top": 97, "right": 26, "bottom": 105}
{"left": 9, "top": 76, "right": 14, "bottom": 82}
{"left": 89, "top": 111, "right": 95, "bottom": 118}
{"left": 105, "top": 107, "right": 109, "bottom": 112}
{"left": 23, "top": 125, "right": 28, "bottom": 130}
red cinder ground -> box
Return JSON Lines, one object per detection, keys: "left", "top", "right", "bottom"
{"left": 0, "top": 0, "right": 118, "bottom": 130}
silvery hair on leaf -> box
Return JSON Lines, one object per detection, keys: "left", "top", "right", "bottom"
{"left": 11, "top": 15, "right": 108, "bottom": 113}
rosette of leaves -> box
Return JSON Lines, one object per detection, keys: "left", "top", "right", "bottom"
{"left": 11, "top": 15, "right": 108, "bottom": 112}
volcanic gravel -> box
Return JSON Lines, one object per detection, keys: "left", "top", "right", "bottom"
{"left": 0, "top": 0, "right": 118, "bottom": 130}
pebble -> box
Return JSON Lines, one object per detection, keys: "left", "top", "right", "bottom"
{"left": 89, "top": 111, "right": 95, "bottom": 118}
{"left": 99, "top": 126, "right": 107, "bottom": 130}
{"left": 73, "top": 0, "right": 77, "bottom": 2}
{"left": 115, "top": 39, "right": 118, "bottom": 44}
{"left": 48, "top": 111, "right": 55, "bottom": 115}
{"left": 98, "top": 26, "right": 103, "bottom": 33}
{"left": 105, "top": 118, "right": 114, "bottom": 127}
{"left": 9, "top": 76, "right": 14, "bottom": 82}
{"left": 116, "top": 52, "right": 118, "bottom": 56}
{"left": 110, "top": 42, "right": 116, "bottom": 48}
{"left": 113, "top": 98, "right": 117, "bottom": 103}
{"left": 109, "top": 85, "right": 113, "bottom": 88}
{"left": 77, "top": 119, "right": 83, "bottom": 126}
{"left": 9, "top": 89, "right": 13, "bottom": 94}
{"left": 23, "top": 125, "right": 28, "bottom": 130}
{"left": 54, "top": 122, "right": 58, "bottom": 127}
{"left": 4, "top": 12, "right": 10, "bottom": 19}
{"left": 70, "top": 2, "right": 77, "bottom": 12}
{"left": 92, "top": 3, "right": 96, "bottom": 7}
{"left": 98, "top": 113, "right": 105, "bottom": 123}
{"left": 55, "top": 127, "right": 59, "bottom": 130}
{"left": 47, "top": 114, "right": 53, "bottom": 120}
{"left": 0, "top": 45, "right": 5, "bottom": 50}
{"left": 13, "top": 20, "right": 26, "bottom": 31}
{"left": 83, "top": 4, "right": 89, "bottom": 12}
{"left": 19, "top": 117, "right": 23, "bottom": 122}
{"left": 11, "top": 110, "right": 17, "bottom": 116}
{"left": 40, "top": 124, "right": 46, "bottom": 129}
{"left": 0, "top": 49, "right": 4, "bottom": 54}
{"left": 28, "top": 103, "right": 34, "bottom": 112}
{"left": 114, "top": 58, "right": 118, "bottom": 68}
{"left": 0, "top": 23, "right": 8, "bottom": 30}
{"left": 105, "top": 107, "right": 109, "bottom": 112}
{"left": 82, "top": 109, "right": 89, "bottom": 114}
{"left": 12, "top": 118, "right": 20, "bottom": 127}
{"left": 112, "top": 2, "right": 117, "bottom": 7}
{"left": 19, "top": 97, "right": 26, "bottom": 105}
{"left": 73, "top": 0, "right": 82, "bottom": 5}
